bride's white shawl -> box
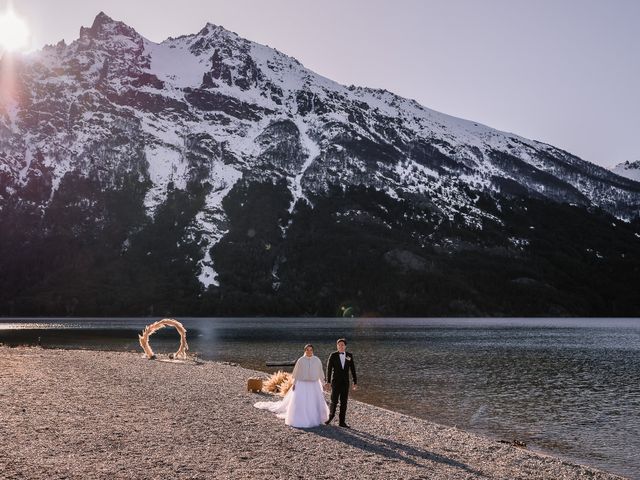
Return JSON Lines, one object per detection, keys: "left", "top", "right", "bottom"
{"left": 291, "top": 355, "right": 325, "bottom": 382}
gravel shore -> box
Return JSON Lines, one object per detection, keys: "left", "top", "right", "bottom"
{"left": 0, "top": 346, "right": 625, "bottom": 479}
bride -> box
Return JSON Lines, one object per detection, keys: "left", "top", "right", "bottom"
{"left": 254, "top": 344, "right": 329, "bottom": 428}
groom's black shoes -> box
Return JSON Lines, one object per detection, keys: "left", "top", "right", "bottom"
{"left": 325, "top": 417, "right": 352, "bottom": 428}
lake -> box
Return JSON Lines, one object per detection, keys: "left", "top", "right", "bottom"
{"left": 1, "top": 317, "right": 638, "bottom": 478}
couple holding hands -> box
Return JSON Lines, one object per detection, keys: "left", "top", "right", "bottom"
{"left": 255, "top": 338, "right": 358, "bottom": 428}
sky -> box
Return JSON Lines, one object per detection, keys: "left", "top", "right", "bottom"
{"left": 3, "top": 0, "right": 639, "bottom": 169}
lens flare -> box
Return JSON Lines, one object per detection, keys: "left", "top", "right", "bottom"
{"left": 0, "top": 9, "right": 30, "bottom": 53}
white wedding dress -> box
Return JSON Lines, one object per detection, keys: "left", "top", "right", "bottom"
{"left": 254, "top": 355, "right": 329, "bottom": 428}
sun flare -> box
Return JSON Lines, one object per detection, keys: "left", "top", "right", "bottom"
{"left": 0, "top": 9, "right": 30, "bottom": 53}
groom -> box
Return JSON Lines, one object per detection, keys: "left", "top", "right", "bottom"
{"left": 325, "top": 338, "right": 358, "bottom": 428}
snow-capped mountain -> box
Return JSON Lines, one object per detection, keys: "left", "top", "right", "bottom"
{"left": 1, "top": 13, "right": 639, "bottom": 317}
{"left": 612, "top": 160, "right": 640, "bottom": 182}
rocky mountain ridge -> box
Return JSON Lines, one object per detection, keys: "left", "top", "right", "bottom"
{"left": 1, "top": 13, "right": 639, "bottom": 316}
{"left": 612, "top": 160, "right": 640, "bottom": 182}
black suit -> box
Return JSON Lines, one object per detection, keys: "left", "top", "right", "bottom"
{"left": 326, "top": 351, "right": 357, "bottom": 424}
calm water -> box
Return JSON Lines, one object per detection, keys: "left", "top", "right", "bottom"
{"left": 1, "top": 317, "right": 639, "bottom": 478}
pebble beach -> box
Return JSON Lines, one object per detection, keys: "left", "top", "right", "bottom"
{"left": 0, "top": 346, "right": 625, "bottom": 479}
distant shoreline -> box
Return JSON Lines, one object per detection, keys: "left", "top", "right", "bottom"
{"left": 1, "top": 316, "right": 640, "bottom": 319}
{"left": 0, "top": 346, "right": 625, "bottom": 479}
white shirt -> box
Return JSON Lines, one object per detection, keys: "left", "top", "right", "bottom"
{"left": 339, "top": 351, "right": 346, "bottom": 368}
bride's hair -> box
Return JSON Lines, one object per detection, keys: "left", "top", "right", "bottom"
{"left": 304, "top": 344, "right": 314, "bottom": 350}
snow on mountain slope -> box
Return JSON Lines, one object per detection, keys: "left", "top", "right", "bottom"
{"left": 1, "top": 12, "right": 639, "bottom": 287}
{"left": 612, "top": 160, "right": 640, "bottom": 182}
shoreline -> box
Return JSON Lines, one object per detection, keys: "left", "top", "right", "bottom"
{"left": 0, "top": 346, "right": 626, "bottom": 479}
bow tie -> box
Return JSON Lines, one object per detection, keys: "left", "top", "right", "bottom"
{"left": 339, "top": 352, "right": 345, "bottom": 355}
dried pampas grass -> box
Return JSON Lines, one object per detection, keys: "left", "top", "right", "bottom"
{"left": 262, "top": 370, "right": 293, "bottom": 396}
{"left": 138, "top": 318, "right": 189, "bottom": 360}
{"left": 279, "top": 375, "right": 294, "bottom": 396}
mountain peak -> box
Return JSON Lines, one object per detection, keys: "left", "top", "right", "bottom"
{"left": 612, "top": 160, "right": 640, "bottom": 182}
{"left": 193, "top": 21, "right": 238, "bottom": 40}
{"left": 2, "top": 14, "right": 640, "bottom": 316}
{"left": 79, "top": 11, "right": 140, "bottom": 42}
{"left": 92, "top": 11, "right": 115, "bottom": 28}
{"left": 201, "top": 22, "right": 219, "bottom": 32}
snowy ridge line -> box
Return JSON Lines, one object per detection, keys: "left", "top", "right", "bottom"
{"left": 0, "top": 6, "right": 638, "bottom": 284}
{"left": 612, "top": 160, "right": 640, "bottom": 183}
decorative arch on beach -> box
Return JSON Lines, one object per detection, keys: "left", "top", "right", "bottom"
{"left": 138, "top": 318, "right": 189, "bottom": 360}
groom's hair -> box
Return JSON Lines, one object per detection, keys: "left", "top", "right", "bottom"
{"left": 336, "top": 338, "right": 347, "bottom": 345}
